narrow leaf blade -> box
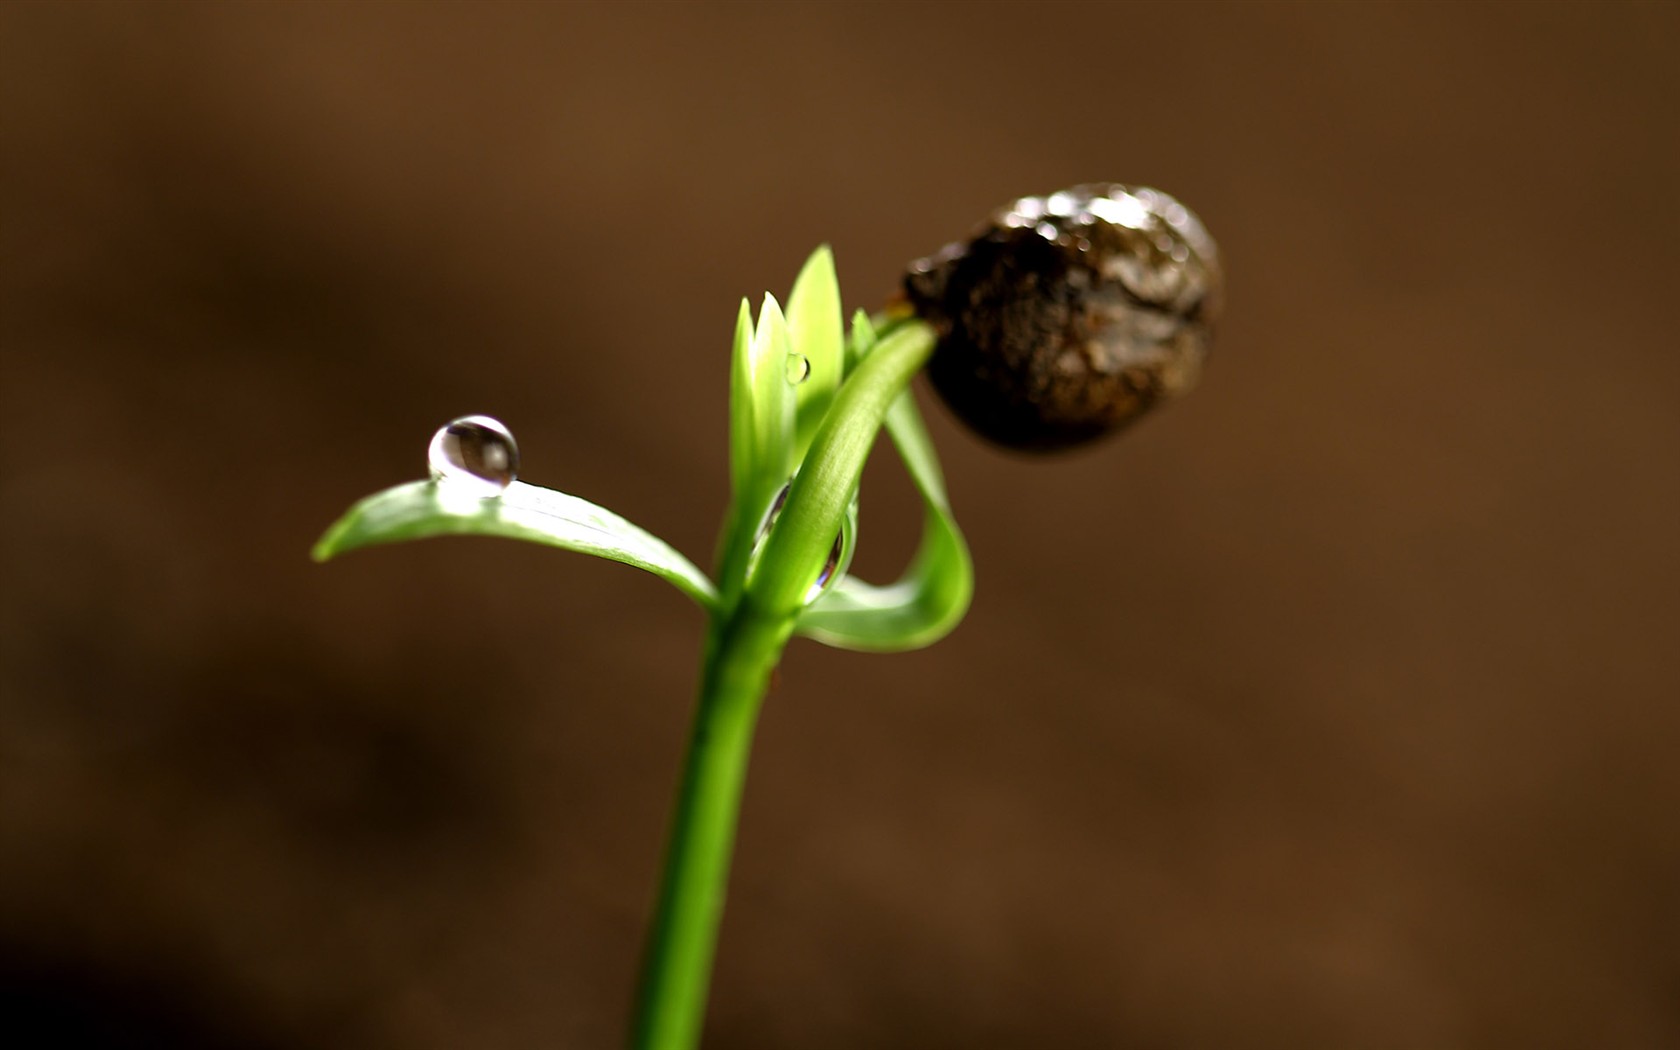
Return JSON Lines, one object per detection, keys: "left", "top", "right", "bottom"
{"left": 750, "top": 294, "right": 795, "bottom": 488}
{"left": 728, "top": 298, "right": 755, "bottom": 498}
{"left": 786, "top": 245, "right": 843, "bottom": 456}
{"left": 314, "top": 480, "right": 718, "bottom": 610}
{"left": 845, "top": 308, "right": 876, "bottom": 375}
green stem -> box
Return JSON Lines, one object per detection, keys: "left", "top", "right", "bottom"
{"left": 631, "top": 320, "right": 937, "bottom": 1049}
{"left": 630, "top": 600, "right": 792, "bottom": 1050}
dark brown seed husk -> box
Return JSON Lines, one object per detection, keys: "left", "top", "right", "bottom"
{"left": 905, "top": 184, "right": 1222, "bottom": 452}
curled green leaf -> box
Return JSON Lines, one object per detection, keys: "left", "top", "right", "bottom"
{"left": 745, "top": 320, "right": 945, "bottom": 618}
{"left": 796, "top": 327, "right": 973, "bottom": 652}
{"left": 313, "top": 479, "right": 718, "bottom": 610}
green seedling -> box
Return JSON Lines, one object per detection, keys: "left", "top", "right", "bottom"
{"left": 314, "top": 184, "right": 1221, "bottom": 1049}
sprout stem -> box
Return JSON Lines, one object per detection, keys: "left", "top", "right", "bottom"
{"left": 631, "top": 321, "right": 938, "bottom": 1049}
{"left": 629, "top": 603, "right": 790, "bottom": 1050}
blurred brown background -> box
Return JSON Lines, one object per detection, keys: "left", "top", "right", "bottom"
{"left": 2, "top": 2, "right": 1677, "bottom": 1048}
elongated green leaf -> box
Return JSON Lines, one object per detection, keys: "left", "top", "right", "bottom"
{"left": 728, "top": 298, "right": 755, "bottom": 500}
{"left": 749, "top": 294, "right": 795, "bottom": 488}
{"left": 845, "top": 309, "right": 875, "bottom": 374}
{"left": 314, "top": 480, "right": 718, "bottom": 610}
{"left": 786, "top": 246, "right": 843, "bottom": 457}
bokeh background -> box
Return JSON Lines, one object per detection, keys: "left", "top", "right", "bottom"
{"left": 3, "top": 2, "right": 1677, "bottom": 1048}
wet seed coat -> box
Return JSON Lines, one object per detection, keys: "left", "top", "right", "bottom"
{"left": 905, "top": 184, "right": 1222, "bottom": 451}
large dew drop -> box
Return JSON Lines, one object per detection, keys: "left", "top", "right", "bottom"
{"left": 428, "top": 415, "right": 519, "bottom": 498}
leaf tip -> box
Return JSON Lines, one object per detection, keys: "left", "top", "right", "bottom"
{"left": 802, "top": 243, "right": 835, "bottom": 272}
{"left": 310, "top": 522, "right": 348, "bottom": 563}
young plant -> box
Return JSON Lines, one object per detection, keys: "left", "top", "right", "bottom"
{"left": 314, "top": 184, "right": 1220, "bottom": 1049}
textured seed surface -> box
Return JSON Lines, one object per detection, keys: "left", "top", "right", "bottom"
{"left": 905, "top": 184, "right": 1222, "bottom": 451}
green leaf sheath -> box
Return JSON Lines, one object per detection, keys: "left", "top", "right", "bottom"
{"left": 312, "top": 479, "right": 718, "bottom": 610}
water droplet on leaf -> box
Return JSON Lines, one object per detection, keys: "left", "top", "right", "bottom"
{"left": 428, "top": 415, "right": 519, "bottom": 497}
{"left": 785, "top": 352, "right": 810, "bottom": 384}
{"left": 760, "top": 484, "right": 792, "bottom": 537}
{"left": 749, "top": 480, "right": 849, "bottom": 604}
{"left": 806, "top": 531, "right": 846, "bottom": 605}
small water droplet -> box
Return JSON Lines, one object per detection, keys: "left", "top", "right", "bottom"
{"left": 806, "top": 532, "right": 845, "bottom": 604}
{"left": 745, "top": 482, "right": 793, "bottom": 579}
{"left": 762, "top": 484, "right": 791, "bottom": 532}
{"left": 785, "top": 353, "right": 810, "bottom": 384}
{"left": 428, "top": 415, "right": 519, "bottom": 497}
{"left": 749, "top": 480, "right": 850, "bottom": 604}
